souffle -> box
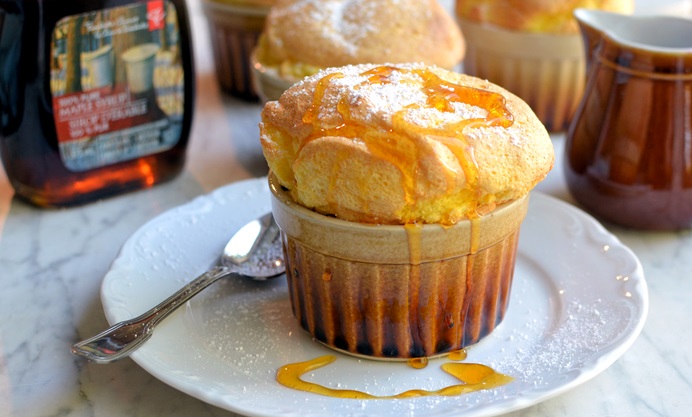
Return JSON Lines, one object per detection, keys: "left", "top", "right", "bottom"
{"left": 252, "top": 0, "right": 464, "bottom": 101}
{"left": 261, "top": 63, "right": 553, "bottom": 359}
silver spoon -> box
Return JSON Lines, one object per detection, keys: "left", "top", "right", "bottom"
{"left": 71, "top": 212, "right": 285, "bottom": 364}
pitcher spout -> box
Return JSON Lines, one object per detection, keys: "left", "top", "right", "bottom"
{"left": 575, "top": 8, "right": 692, "bottom": 57}
{"left": 573, "top": 9, "right": 630, "bottom": 69}
{"left": 573, "top": 8, "right": 634, "bottom": 35}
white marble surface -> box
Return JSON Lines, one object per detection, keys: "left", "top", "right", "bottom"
{"left": 1, "top": 0, "right": 692, "bottom": 416}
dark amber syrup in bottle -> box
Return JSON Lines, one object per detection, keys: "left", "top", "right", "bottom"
{"left": 0, "top": 0, "right": 195, "bottom": 207}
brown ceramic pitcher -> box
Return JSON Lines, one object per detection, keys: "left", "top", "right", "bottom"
{"left": 565, "top": 9, "right": 692, "bottom": 230}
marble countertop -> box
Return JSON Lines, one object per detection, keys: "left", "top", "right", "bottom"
{"left": 1, "top": 0, "right": 691, "bottom": 416}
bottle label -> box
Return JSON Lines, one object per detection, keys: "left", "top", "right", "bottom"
{"left": 50, "top": 1, "right": 185, "bottom": 172}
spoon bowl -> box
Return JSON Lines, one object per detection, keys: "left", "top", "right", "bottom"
{"left": 71, "top": 212, "right": 285, "bottom": 364}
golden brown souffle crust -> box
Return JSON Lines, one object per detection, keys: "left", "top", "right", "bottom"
{"left": 256, "top": 0, "right": 465, "bottom": 76}
{"left": 261, "top": 63, "right": 553, "bottom": 360}
{"left": 261, "top": 63, "right": 553, "bottom": 225}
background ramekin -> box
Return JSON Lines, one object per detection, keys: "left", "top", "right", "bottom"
{"left": 459, "top": 18, "right": 585, "bottom": 132}
{"left": 202, "top": 0, "right": 271, "bottom": 101}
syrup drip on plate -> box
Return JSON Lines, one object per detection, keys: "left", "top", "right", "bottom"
{"left": 406, "top": 348, "right": 468, "bottom": 369}
{"left": 277, "top": 354, "right": 513, "bottom": 399}
{"left": 407, "top": 356, "right": 429, "bottom": 369}
{"left": 448, "top": 348, "right": 468, "bottom": 361}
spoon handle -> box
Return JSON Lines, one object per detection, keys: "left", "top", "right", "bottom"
{"left": 71, "top": 265, "right": 231, "bottom": 364}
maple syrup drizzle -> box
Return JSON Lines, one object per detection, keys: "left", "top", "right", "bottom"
{"left": 406, "top": 349, "right": 468, "bottom": 370}
{"left": 302, "top": 72, "right": 345, "bottom": 125}
{"left": 403, "top": 223, "right": 423, "bottom": 265}
{"left": 277, "top": 355, "right": 513, "bottom": 399}
{"left": 469, "top": 218, "right": 481, "bottom": 254}
{"left": 407, "top": 357, "right": 429, "bottom": 369}
{"left": 448, "top": 348, "right": 468, "bottom": 361}
{"left": 300, "top": 66, "right": 513, "bottom": 224}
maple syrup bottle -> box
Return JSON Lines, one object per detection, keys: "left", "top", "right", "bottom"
{"left": 0, "top": 0, "right": 194, "bottom": 207}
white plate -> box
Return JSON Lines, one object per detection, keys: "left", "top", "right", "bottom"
{"left": 102, "top": 177, "right": 648, "bottom": 417}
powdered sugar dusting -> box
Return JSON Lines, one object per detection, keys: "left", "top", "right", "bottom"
{"left": 405, "top": 103, "right": 488, "bottom": 129}
{"left": 492, "top": 297, "right": 633, "bottom": 385}
{"left": 465, "top": 125, "right": 525, "bottom": 147}
{"left": 275, "top": 0, "right": 380, "bottom": 57}
{"left": 304, "top": 64, "right": 496, "bottom": 136}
